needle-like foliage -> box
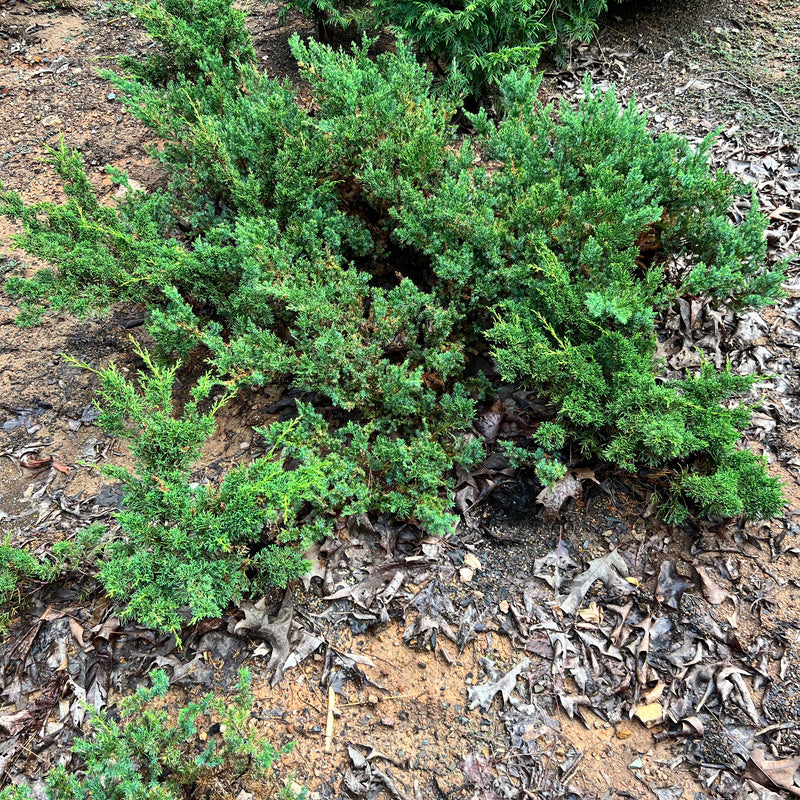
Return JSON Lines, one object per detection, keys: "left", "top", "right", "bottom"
{"left": 0, "top": 0, "right": 785, "bottom": 632}
{"left": 0, "top": 669, "right": 300, "bottom": 800}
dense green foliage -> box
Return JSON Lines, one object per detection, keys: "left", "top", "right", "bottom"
{"left": 0, "top": 538, "right": 49, "bottom": 603}
{"left": 86, "top": 346, "right": 404, "bottom": 634}
{"left": 0, "top": 527, "right": 110, "bottom": 634}
{"left": 0, "top": 538, "right": 51, "bottom": 632}
{"left": 0, "top": 0, "right": 785, "bottom": 631}
{"left": 0, "top": 669, "right": 300, "bottom": 800}
{"left": 372, "top": 0, "right": 607, "bottom": 91}
{"left": 284, "top": 0, "right": 611, "bottom": 92}
{"left": 118, "top": 0, "right": 254, "bottom": 84}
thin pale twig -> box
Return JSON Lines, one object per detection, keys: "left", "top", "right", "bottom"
{"left": 705, "top": 71, "right": 796, "bottom": 125}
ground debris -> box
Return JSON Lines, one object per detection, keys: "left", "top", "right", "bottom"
{"left": 744, "top": 750, "right": 800, "bottom": 797}
{"left": 557, "top": 549, "right": 634, "bottom": 615}
{"left": 467, "top": 658, "right": 530, "bottom": 711}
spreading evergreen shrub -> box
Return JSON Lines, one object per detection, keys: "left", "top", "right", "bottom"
{"left": 284, "top": 0, "right": 611, "bottom": 93}
{"left": 372, "top": 0, "right": 607, "bottom": 92}
{"left": 83, "top": 345, "right": 380, "bottom": 634}
{"left": 0, "top": 668, "right": 300, "bottom": 800}
{"left": 0, "top": 527, "right": 110, "bottom": 634}
{"left": 0, "top": 538, "right": 49, "bottom": 604}
{"left": 0, "top": 0, "right": 785, "bottom": 630}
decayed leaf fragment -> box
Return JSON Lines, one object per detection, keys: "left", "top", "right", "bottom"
{"left": 558, "top": 550, "right": 633, "bottom": 616}
{"left": 634, "top": 701, "right": 663, "bottom": 727}
{"left": 533, "top": 540, "right": 578, "bottom": 593}
{"left": 692, "top": 562, "right": 730, "bottom": 605}
{"left": 467, "top": 658, "right": 530, "bottom": 711}
{"left": 577, "top": 602, "right": 602, "bottom": 624}
{"left": 656, "top": 561, "right": 694, "bottom": 608}
{"left": 463, "top": 551, "right": 482, "bottom": 571}
{"left": 536, "top": 472, "right": 582, "bottom": 514}
{"left": 744, "top": 750, "right": 800, "bottom": 796}
{"left": 20, "top": 455, "right": 52, "bottom": 470}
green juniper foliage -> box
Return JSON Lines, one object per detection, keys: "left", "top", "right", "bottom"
{"left": 0, "top": 0, "right": 786, "bottom": 630}
{"left": 118, "top": 0, "right": 255, "bottom": 84}
{"left": 0, "top": 537, "right": 50, "bottom": 606}
{"left": 83, "top": 345, "right": 364, "bottom": 634}
{"left": 372, "top": 0, "right": 616, "bottom": 93}
{"left": 0, "top": 668, "right": 301, "bottom": 800}
{"left": 392, "top": 68, "right": 784, "bottom": 522}
{"left": 281, "top": 0, "right": 361, "bottom": 38}
{"left": 0, "top": 525, "right": 107, "bottom": 635}
{"left": 284, "top": 0, "right": 612, "bottom": 93}
{"left": 0, "top": 538, "right": 53, "bottom": 632}
{"left": 370, "top": 0, "right": 550, "bottom": 92}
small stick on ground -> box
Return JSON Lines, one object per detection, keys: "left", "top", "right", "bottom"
{"left": 324, "top": 684, "right": 335, "bottom": 753}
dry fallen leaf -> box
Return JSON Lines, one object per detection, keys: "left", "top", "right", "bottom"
{"left": 642, "top": 681, "right": 666, "bottom": 705}
{"left": 692, "top": 562, "right": 729, "bottom": 605}
{"left": 536, "top": 472, "right": 582, "bottom": 514}
{"left": 463, "top": 551, "right": 482, "bottom": 571}
{"left": 577, "top": 602, "right": 602, "bottom": 624}
{"left": 558, "top": 550, "right": 633, "bottom": 615}
{"left": 656, "top": 561, "right": 694, "bottom": 609}
{"left": 467, "top": 658, "right": 530, "bottom": 711}
{"left": 744, "top": 750, "right": 800, "bottom": 796}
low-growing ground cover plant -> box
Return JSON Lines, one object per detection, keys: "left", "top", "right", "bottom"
{"left": 0, "top": 537, "right": 53, "bottom": 633}
{"left": 0, "top": 668, "right": 300, "bottom": 800}
{"left": 284, "top": 0, "right": 612, "bottom": 94}
{"left": 0, "top": 0, "right": 785, "bottom": 631}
